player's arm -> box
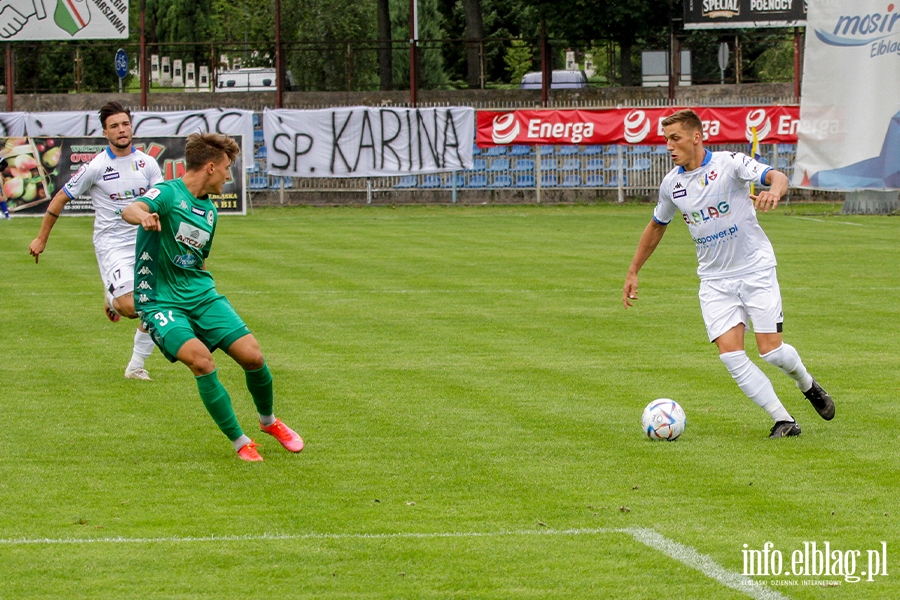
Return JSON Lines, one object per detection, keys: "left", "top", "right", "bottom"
{"left": 750, "top": 168, "right": 789, "bottom": 213}
{"left": 28, "top": 187, "right": 73, "bottom": 263}
{"left": 623, "top": 220, "right": 668, "bottom": 308}
{"left": 122, "top": 201, "right": 161, "bottom": 231}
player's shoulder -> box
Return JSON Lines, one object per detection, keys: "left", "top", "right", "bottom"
{"left": 139, "top": 180, "right": 176, "bottom": 202}
{"left": 66, "top": 148, "right": 107, "bottom": 186}
{"left": 131, "top": 148, "right": 160, "bottom": 165}
{"left": 713, "top": 150, "right": 751, "bottom": 167}
{"left": 81, "top": 147, "right": 114, "bottom": 173}
{"left": 659, "top": 166, "right": 683, "bottom": 192}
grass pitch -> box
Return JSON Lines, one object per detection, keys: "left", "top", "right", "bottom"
{"left": 0, "top": 203, "right": 897, "bottom": 599}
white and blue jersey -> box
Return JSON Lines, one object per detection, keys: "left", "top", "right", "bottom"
{"left": 654, "top": 150, "right": 776, "bottom": 281}
{"left": 63, "top": 146, "right": 163, "bottom": 255}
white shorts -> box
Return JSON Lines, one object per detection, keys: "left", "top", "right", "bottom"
{"left": 95, "top": 245, "right": 135, "bottom": 300}
{"left": 698, "top": 267, "right": 783, "bottom": 343}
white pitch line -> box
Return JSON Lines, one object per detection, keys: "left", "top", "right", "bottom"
{"left": 625, "top": 528, "right": 788, "bottom": 600}
{"left": 1, "top": 527, "right": 609, "bottom": 546}
{"left": 791, "top": 216, "right": 863, "bottom": 226}
{"left": 0, "top": 527, "right": 786, "bottom": 599}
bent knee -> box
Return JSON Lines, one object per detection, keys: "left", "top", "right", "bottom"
{"left": 240, "top": 353, "right": 265, "bottom": 371}
{"left": 113, "top": 294, "right": 138, "bottom": 319}
{"left": 187, "top": 356, "right": 217, "bottom": 376}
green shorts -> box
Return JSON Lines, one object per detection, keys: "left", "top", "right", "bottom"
{"left": 141, "top": 295, "right": 251, "bottom": 363}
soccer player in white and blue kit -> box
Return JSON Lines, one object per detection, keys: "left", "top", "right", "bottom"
{"left": 623, "top": 109, "right": 834, "bottom": 438}
{"left": 29, "top": 102, "right": 163, "bottom": 380}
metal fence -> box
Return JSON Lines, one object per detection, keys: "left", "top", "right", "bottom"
{"left": 244, "top": 105, "right": 799, "bottom": 201}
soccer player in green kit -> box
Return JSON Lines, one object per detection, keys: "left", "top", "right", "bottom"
{"left": 122, "top": 132, "right": 303, "bottom": 462}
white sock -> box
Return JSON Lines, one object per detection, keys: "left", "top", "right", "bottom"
{"left": 259, "top": 413, "right": 276, "bottom": 426}
{"left": 761, "top": 343, "right": 814, "bottom": 392}
{"left": 720, "top": 350, "right": 792, "bottom": 422}
{"left": 232, "top": 434, "right": 253, "bottom": 452}
{"left": 127, "top": 328, "right": 155, "bottom": 371}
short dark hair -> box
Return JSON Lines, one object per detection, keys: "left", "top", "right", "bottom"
{"left": 661, "top": 109, "right": 703, "bottom": 134}
{"left": 184, "top": 132, "right": 240, "bottom": 172}
{"left": 99, "top": 101, "right": 131, "bottom": 129}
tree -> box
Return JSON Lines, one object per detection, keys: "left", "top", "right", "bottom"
{"left": 462, "top": 0, "right": 485, "bottom": 88}
{"left": 437, "top": 0, "right": 541, "bottom": 87}
{"left": 288, "top": 0, "right": 378, "bottom": 91}
{"left": 504, "top": 37, "right": 532, "bottom": 84}
{"left": 377, "top": 0, "right": 393, "bottom": 90}
{"left": 523, "top": 0, "right": 669, "bottom": 86}
{"left": 390, "top": 0, "right": 451, "bottom": 89}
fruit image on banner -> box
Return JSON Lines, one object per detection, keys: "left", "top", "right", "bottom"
{"left": 1, "top": 136, "right": 246, "bottom": 216}
{"left": 0, "top": 137, "right": 55, "bottom": 212}
{"left": 54, "top": 0, "right": 90, "bottom": 36}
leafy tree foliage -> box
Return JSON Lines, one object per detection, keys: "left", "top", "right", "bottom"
{"left": 10, "top": 0, "right": 798, "bottom": 93}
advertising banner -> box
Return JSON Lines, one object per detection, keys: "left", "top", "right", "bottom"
{"left": 25, "top": 109, "right": 255, "bottom": 170}
{"left": 0, "top": 113, "right": 27, "bottom": 137}
{"left": 264, "top": 106, "right": 475, "bottom": 178}
{"left": 793, "top": 0, "right": 900, "bottom": 190}
{"left": 0, "top": 0, "right": 128, "bottom": 41}
{"left": 684, "top": 0, "right": 807, "bottom": 29}
{"left": 476, "top": 106, "right": 800, "bottom": 147}
{"left": 2, "top": 135, "right": 245, "bottom": 216}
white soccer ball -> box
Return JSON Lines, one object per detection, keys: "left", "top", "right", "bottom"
{"left": 641, "top": 398, "right": 686, "bottom": 441}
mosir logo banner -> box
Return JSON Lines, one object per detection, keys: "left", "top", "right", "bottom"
{"left": 476, "top": 106, "right": 800, "bottom": 147}
{"left": 793, "top": 0, "right": 900, "bottom": 190}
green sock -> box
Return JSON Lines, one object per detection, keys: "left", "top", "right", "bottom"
{"left": 195, "top": 369, "right": 243, "bottom": 441}
{"left": 245, "top": 362, "right": 274, "bottom": 420}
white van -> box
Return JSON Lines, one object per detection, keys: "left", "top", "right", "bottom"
{"left": 520, "top": 70, "right": 589, "bottom": 89}
{"left": 215, "top": 68, "right": 293, "bottom": 92}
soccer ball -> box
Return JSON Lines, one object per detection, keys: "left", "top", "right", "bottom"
{"left": 641, "top": 399, "right": 686, "bottom": 441}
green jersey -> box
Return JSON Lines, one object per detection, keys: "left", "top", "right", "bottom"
{"left": 134, "top": 179, "right": 219, "bottom": 315}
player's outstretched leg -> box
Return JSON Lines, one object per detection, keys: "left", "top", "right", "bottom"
{"left": 761, "top": 343, "right": 834, "bottom": 420}
{"left": 196, "top": 368, "right": 262, "bottom": 461}
{"left": 125, "top": 327, "right": 155, "bottom": 380}
{"left": 720, "top": 350, "right": 800, "bottom": 436}
{"left": 246, "top": 363, "right": 304, "bottom": 452}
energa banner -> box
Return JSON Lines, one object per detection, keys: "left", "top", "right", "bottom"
{"left": 793, "top": 0, "right": 900, "bottom": 190}
{"left": 264, "top": 107, "right": 474, "bottom": 178}
{"left": 476, "top": 106, "right": 800, "bottom": 147}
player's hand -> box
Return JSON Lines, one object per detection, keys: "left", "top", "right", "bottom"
{"left": 28, "top": 238, "right": 45, "bottom": 263}
{"left": 750, "top": 190, "right": 780, "bottom": 213}
{"left": 623, "top": 274, "right": 639, "bottom": 308}
{"left": 140, "top": 212, "right": 162, "bottom": 232}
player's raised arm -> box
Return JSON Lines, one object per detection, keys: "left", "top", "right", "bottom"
{"left": 122, "top": 201, "right": 161, "bottom": 231}
{"left": 750, "top": 169, "right": 789, "bottom": 213}
{"left": 623, "top": 220, "right": 668, "bottom": 308}
{"left": 28, "top": 188, "right": 73, "bottom": 263}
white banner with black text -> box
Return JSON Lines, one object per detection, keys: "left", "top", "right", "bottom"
{"left": 263, "top": 106, "right": 474, "bottom": 178}
{"left": 24, "top": 109, "right": 255, "bottom": 169}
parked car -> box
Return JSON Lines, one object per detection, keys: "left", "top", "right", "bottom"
{"left": 216, "top": 68, "right": 294, "bottom": 92}
{"left": 520, "top": 70, "right": 589, "bottom": 89}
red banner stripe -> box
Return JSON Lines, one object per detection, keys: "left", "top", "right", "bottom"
{"left": 476, "top": 106, "right": 800, "bottom": 147}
